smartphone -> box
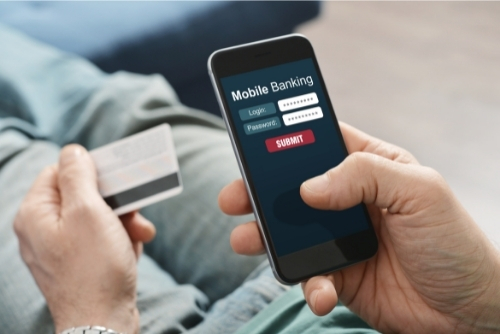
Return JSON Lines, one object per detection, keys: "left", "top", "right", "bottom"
{"left": 208, "top": 34, "right": 378, "bottom": 284}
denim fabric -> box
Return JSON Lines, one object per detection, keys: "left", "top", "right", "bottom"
{"left": 236, "top": 286, "right": 378, "bottom": 334}
{"left": 0, "top": 24, "right": 288, "bottom": 334}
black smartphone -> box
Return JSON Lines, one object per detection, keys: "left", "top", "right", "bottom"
{"left": 208, "top": 34, "right": 378, "bottom": 284}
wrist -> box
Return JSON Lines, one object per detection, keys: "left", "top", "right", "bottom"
{"left": 59, "top": 326, "right": 126, "bottom": 334}
{"left": 53, "top": 303, "right": 139, "bottom": 334}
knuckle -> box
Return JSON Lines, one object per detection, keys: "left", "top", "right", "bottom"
{"left": 366, "top": 139, "right": 418, "bottom": 165}
{"left": 422, "top": 166, "right": 444, "bottom": 183}
{"left": 13, "top": 215, "right": 23, "bottom": 236}
{"left": 346, "top": 151, "right": 363, "bottom": 166}
{"left": 35, "top": 165, "right": 58, "bottom": 188}
{"left": 420, "top": 167, "right": 449, "bottom": 193}
{"left": 40, "top": 165, "right": 56, "bottom": 177}
{"left": 341, "top": 153, "right": 367, "bottom": 184}
{"left": 17, "top": 243, "right": 32, "bottom": 263}
{"left": 58, "top": 164, "right": 78, "bottom": 185}
{"left": 346, "top": 151, "right": 377, "bottom": 171}
{"left": 372, "top": 140, "right": 417, "bottom": 164}
{"left": 397, "top": 148, "right": 418, "bottom": 164}
{"left": 13, "top": 202, "right": 32, "bottom": 236}
{"left": 383, "top": 144, "right": 404, "bottom": 161}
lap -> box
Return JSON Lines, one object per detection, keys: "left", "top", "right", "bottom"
{"left": 0, "top": 134, "right": 60, "bottom": 333}
{"left": 142, "top": 123, "right": 264, "bottom": 303}
{"left": 0, "top": 129, "right": 279, "bottom": 334}
{"left": 0, "top": 23, "right": 270, "bottom": 332}
{"left": 0, "top": 132, "right": 209, "bottom": 333}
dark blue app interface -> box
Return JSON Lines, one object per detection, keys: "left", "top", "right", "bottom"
{"left": 220, "top": 58, "right": 369, "bottom": 257}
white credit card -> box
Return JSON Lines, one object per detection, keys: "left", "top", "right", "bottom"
{"left": 90, "top": 124, "right": 182, "bottom": 215}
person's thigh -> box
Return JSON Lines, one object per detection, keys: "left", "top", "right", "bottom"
{"left": 0, "top": 133, "right": 57, "bottom": 333}
{"left": 142, "top": 123, "right": 266, "bottom": 303}
{"left": 0, "top": 22, "right": 265, "bottom": 304}
{"left": 188, "top": 264, "right": 288, "bottom": 334}
{"left": 136, "top": 255, "right": 210, "bottom": 334}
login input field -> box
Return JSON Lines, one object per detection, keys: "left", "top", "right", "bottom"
{"left": 278, "top": 92, "right": 318, "bottom": 112}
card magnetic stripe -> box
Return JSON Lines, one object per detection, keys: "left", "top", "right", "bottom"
{"left": 103, "top": 173, "right": 180, "bottom": 210}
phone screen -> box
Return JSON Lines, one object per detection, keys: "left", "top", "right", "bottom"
{"left": 219, "top": 58, "right": 371, "bottom": 258}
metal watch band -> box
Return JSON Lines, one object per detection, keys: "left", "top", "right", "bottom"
{"left": 59, "top": 325, "right": 124, "bottom": 334}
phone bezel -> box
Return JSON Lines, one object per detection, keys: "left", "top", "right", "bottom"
{"left": 209, "top": 34, "right": 378, "bottom": 284}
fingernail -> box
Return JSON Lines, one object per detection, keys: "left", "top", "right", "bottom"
{"left": 72, "top": 146, "right": 83, "bottom": 157}
{"left": 310, "top": 289, "right": 320, "bottom": 312}
{"left": 303, "top": 174, "right": 330, "bottom": 193}
{"left": 60, "top": 145, "right": 84, "bottom": 165}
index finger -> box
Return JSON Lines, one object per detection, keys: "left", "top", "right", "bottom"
{"left": 24, "top": 165, "right": 60, "bottom": 203}
{"left": 14, "top": 165, "right": 61, "bottom": 236}
{"left": 339, "top": 121, "right": 419, "bottom": 165}
{"left": 218, "top": 179, "right": 253, "bottom": 215}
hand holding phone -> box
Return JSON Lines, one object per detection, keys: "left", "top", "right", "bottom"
{"left": 209, "top": 35, "right": 377, "bottom": 283}
{"left": 219, "top": 122, "right": 500, "bottom": 333}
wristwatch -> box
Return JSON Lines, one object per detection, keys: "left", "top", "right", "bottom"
{"left": 59, "top": 326, "right": 124, "bottom": 334}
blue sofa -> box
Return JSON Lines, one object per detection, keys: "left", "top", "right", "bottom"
{"left": 0, "top": 1, "right": 321, "bottom": 115}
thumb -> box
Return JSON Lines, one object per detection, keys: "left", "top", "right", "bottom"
{"left": 300, "top": 152, "right": 444, "bottom": 215}
{"left": 58, "top": 144, "right": 100, "bottom": 200}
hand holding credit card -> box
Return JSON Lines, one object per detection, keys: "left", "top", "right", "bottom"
{"left": 90, "top": 124, "right": 183, "bottom": 215}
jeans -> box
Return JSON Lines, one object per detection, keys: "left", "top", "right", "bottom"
{"left": 0, "top": 24, "right": 288, "bottom": 334}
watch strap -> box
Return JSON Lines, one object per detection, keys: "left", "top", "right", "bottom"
{"left": 59, "top": 325, "right": 123, "bottom": 334}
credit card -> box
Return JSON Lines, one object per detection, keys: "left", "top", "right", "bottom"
{"left": 90, "top": 124, "right": 182, "bottom": 215}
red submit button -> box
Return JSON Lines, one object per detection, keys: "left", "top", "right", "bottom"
{"left": 265, "top": 129, "right": 315, "bottom": 153}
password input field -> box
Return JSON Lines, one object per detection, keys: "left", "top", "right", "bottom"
{"left": 282, "top": 107, "right": 323, "bottom": 126}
